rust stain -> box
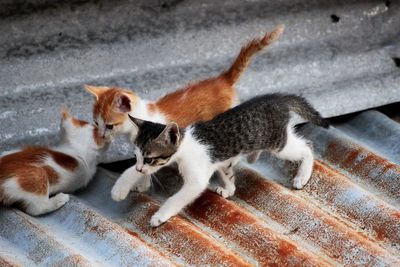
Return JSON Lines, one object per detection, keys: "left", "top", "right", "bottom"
{"left": 375, "top": 229, "right": 386, "bottom": 241}
{"left": 277, "top": 240, "right": 297, "bottom": 258}
{"left": 393, "top": 212, "right": 400, "bottom": 220}
{"left": 187, "top": 190, "right": 330, "bottom": 267}
{"left": 312, "top": 161, "right": 331, "bottom": 174}
{"left": 83, "top": 209, "right": 108, "bottom": 238}
{"left": 0, "top": 257, "right": 21, "bottom": 267}
{"left": 124, "top": 194, "right": 252, "bottom": 266}
{"left": 311, "top": 161, "right": 400, "bottom": 247}
{"left": 88, "top": 225, "right": 107, "bottom": 237}
{"left": 234, "top": 167, "right": 399, "bottom": 266}
{"left": 327, "top": 143, "right": 337, "bottom": 150}
{"left": 125, "top": 229, "right": 141, "bottom": 239}
{"left": 326, "top": 141, "right": 399, "bottom": 177}
{"left": 381, "top": 163, "right": 396, "bottom": 174}
{"left": 325, "top": 141, "right": 400, "bottom": 200}
{"left": 343, "top": 150, "right": 360, "bottom": 167}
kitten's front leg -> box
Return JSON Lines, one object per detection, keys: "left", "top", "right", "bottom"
{"left": 131, "top": 175, "right": 152, "bottom": 193}
{"left": 150, "top": 175, "right": 211, "bottom": 227}
{"left": 111, "top": 166, "right": 145, "bottom": 201}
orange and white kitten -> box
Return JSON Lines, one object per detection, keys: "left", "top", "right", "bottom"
{"left": 0, "top": 107, "right": 106, "bottom": 216}
{"left": 86, "top": 25, "right": 284, "bottom": 139}
{"left": 87, "top": 25, "right": 283, "bottom": 192}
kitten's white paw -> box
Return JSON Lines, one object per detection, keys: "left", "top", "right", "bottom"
{"left": 111, "top": 184, "right": 130, "bottom": 201}
{"left": 215, "top": 186, "right": 232, "bottom": 198}
{"left": 293, "top": 178, "right": 303, "bottom": 189}
{"left": 54, "top": 193, "right": 70, "bottom": 207}
{"left": 293, "top": 175, "right": 311, "bottom": 189}
{"left": 301, "top": 174, "right": 312, "bottom": 187}
{"left": 150, "top": 212, "right": 170, "bottom": 227}
{"left": 132, "top": 184, "right": 150, "bottom": 192}
{"left": 131, "top": 177, "right": 151, "bottom": 193}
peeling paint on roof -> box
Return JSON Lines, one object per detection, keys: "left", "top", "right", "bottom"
{"left": 1, "top": 0, "right": 400, "bottom": 266}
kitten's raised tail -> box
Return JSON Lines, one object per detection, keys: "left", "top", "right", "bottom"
{"left": 287, "top": 95, "right": 330, "bottom": 128}
{"left": 223, "top": 24, "right": 284, "bottom": 85}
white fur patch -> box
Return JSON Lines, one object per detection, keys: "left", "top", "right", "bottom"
{"left": 275, "top": 125, "right": 314, "bottom": 189}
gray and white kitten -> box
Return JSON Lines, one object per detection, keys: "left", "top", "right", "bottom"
{"left": 111, "top": 93, "right": 329, "bottom": 227}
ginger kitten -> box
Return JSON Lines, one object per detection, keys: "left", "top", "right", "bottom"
{"left": 111, "top": 93, "right": 329, "bottom": 227}
{"left": 85, "top": 25, "right": 284, "bottom": 140}
{"left": 0, "top": 107, "right": 106, "bottom": 216}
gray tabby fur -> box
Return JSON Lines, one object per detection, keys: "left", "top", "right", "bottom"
{"left": 130, "top": 93, "right": 328, "bottom": 163}
{"left": 193, "top": 93, "right": 328, "bottom": 162}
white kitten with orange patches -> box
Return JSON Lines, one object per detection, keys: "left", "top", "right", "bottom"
{"left": 0, "top": 107, "right": 106, "bottom": 216}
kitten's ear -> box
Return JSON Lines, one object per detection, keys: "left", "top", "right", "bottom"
{"left": 168, "top": 123, "right": 180, "bottom": 145}
{"left": 84, "top": 85, "right": 108, "bottom": 100}
{"left": 60, "top": 105, "right": 71, "bottom": 120}
{"left": 156, "top": 122, "right": 180, "bottom": 146}
{"left": 128, "top": 115, "right": 144, "bottom": 127}
{"left": 60, "top": 106, "right": 72, "bottom": 134}
{"left": 113, "top": 93, "right": 131, "bottom": 113}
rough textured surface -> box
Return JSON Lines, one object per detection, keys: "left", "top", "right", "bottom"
{"left": 3, "top": 109, "right": 400, "bottom": 266}
{"left": 1, "top": 0, "right": 400, "bottom": 162}
{"left": 1, "top": 0, "right": 400, "bottom": 266}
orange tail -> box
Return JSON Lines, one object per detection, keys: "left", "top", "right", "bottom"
{"left": 223, "top": 24, "right": 284, "bottom": 85}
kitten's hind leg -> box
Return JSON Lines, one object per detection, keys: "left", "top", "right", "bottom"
{"left": 24, "top": 193, "right": 70, "bottom": 216}
{"left": 5, "top": 175, "right": 69, "bottom": 216}
{"left": 213, "top": 156, "right": 240, "bottom": 198}
{"left": 214, "top": 169, "right": 236, "bottom": 198}
{"left": 275, "top": 126, "right": 314, "bottom": 189}
{"left": 246, "top": 150, "right": 262, "bottom": 164}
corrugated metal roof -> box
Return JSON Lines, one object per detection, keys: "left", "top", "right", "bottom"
{"left": 1, "top": 0, "right": 400, "bottom": 266}
{"left": 3, "top": 109, "right": 400, "bottom": 266}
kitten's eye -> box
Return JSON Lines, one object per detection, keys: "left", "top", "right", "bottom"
{"left": 94, "top": 121, "right": 98, "bottom": 126}
{"left": 105, "top": 124, "right": 114, "bottom": 130}
{"left": 144, "top": 158, "right": 153, "bottom": 164}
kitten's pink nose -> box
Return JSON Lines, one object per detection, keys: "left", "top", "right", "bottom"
{"left": 136, "top": 165, "right": 143, "bottom": 173}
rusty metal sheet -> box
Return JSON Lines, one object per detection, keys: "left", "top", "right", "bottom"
{"left": 5, "top": 112, "right": 400, "bottom": 266}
